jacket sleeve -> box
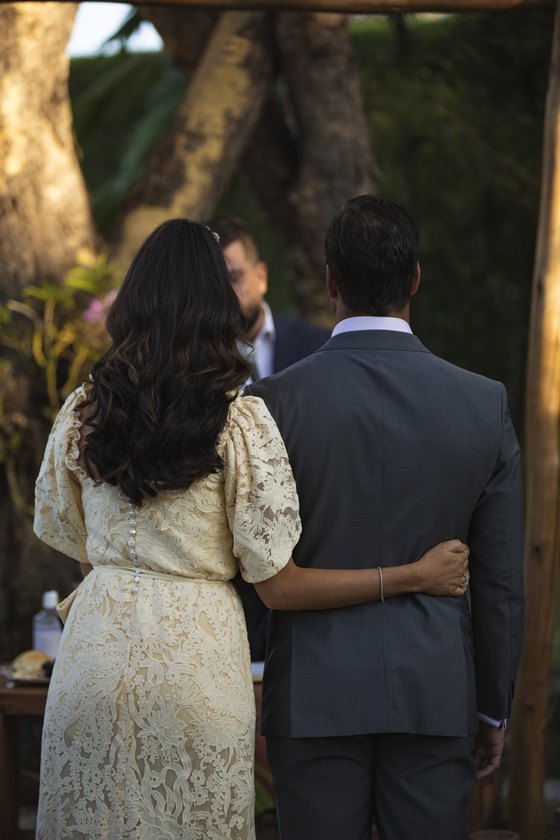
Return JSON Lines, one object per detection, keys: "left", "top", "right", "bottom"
{"left": 468, "top": 384, "right": 525, "bottom": 720}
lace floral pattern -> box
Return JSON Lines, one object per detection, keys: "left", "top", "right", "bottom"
{"left": 33, "top": 385, "right": 301, "bottom": 840}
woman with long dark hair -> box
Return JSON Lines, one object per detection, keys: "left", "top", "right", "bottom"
{"left": 33, "top": 219, "right": 469, "bottom": 840}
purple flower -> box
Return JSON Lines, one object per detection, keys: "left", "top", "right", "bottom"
{"left": 83, "top": 289, "right": 118, "bottom": 324}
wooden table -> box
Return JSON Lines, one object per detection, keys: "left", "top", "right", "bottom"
{"left": 0, "top": 676, "right": 48, "bottom": 839}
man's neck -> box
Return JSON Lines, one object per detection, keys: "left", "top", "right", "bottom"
{"left": 335, "top": 305, "right": 410, "bottom": 325}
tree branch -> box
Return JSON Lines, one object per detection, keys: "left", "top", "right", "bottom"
{"left": 271, "top": 11, "right": 377, "bottom": 322}
{"left": 138, "top": 7, "right": 218, "bottom": 73}
{"left": 113, "top": 10, "right": 274, "bottom": 269}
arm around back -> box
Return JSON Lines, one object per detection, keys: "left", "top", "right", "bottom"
{"left": 255, "top": 541, "right": 470, "bottom": 611}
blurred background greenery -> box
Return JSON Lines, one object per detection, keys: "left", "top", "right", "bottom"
{"left": 69, "top": 10, "right": 552, "bottom": 433}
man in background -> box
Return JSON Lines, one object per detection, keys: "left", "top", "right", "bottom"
{"left": 209, "top": 217, "right": 329, "bottom": 381}
{"left": 209, "top": 216, "right": 330, "bottom": 660}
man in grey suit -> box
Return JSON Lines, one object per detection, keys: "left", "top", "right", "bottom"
{"left": 246, "top": 196, "right": 524, "bottom": 840}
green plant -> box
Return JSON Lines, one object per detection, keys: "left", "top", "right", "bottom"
{"left": 0, "top": 254, "right": 120, "bottom": 514}
{"left": 1, "top": 253, "right": 117, "bottom": 414}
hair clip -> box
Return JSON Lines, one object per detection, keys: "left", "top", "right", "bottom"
{"left": 205, "top": 225, "right": 220, "bottom": 243}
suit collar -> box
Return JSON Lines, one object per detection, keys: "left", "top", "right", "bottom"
{"left": 317, "top": 329, "right": 431, "bottom": 354}
{"left": 257, "top": 301, "right": 276, "bottom": 341}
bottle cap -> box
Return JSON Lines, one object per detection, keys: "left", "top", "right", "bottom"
{"left": 42, "top": 590, "right": 59, "bottom": 609}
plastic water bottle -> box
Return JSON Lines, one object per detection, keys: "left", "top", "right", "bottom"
{"left": 32, "top": 590, "right": 63, "bottom": 659}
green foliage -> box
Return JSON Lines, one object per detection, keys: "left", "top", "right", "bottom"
{"left": 351, "top": 11, "right": 552, "bottom": 429}
{"left": 0, "top": 254, "right": 115, "bottom": 415}
{"left": 0, "top": 257, "right": 119, "bottom": 513}
{"left": 70, "top": 52, "right": 186, "bottom": 233}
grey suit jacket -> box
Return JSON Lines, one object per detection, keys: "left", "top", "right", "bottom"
{"left": 247, "top": 329, "right": 524, "bottom": 739}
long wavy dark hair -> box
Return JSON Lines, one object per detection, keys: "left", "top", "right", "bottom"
{"left": 78, "top": 219, "right": 251, "bottom": 505}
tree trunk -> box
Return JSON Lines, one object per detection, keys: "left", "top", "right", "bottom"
{"left": 274, "top": 11, "right": 377, "bottom": 323}
{"left": 238, "top": 13, "right": 377, "bottom": 323}
{"left": 0, "top": 3, "right": 96, "bottom": 298}
{"left": 139, "top": 6, "right": 218, "bottom": 73}
{"left": 114, "top": 11, "right": 273, "bottom": 270}
{"left": 509, "top": 2, "right": 560, "bottom": 838}
{"left": 0, "top": 3, "right": 96, "bottom": 661}
{"left": 138, "top": 9, "right": 375, "bottom": 324}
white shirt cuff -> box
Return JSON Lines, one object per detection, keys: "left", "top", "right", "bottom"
{"left": 478, "top": 712, "right": 508, "bottom": 729}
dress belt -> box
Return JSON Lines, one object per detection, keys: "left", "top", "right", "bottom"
{"left": 58, "top": 565, "right": 228, "bottom": 624}
{"left": 94, "top": 564, "right": 228, "bottom": 584}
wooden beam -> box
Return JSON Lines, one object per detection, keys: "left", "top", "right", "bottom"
{"left": 0, "top": 0, "right": 552, "bottom": 12}
{"left": 509, "top": 1, "right": 560, "bottom": 838}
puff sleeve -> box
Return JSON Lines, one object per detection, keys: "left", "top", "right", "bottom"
{"left": 222, "top": 396, "right": 302, "bottom": 583}
{"left": 33, "top": 386, "right": 89, "bottom": 564}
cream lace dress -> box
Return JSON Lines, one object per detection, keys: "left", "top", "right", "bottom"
{"left": 33, "top": 384, "right": 301, "bottom": 840}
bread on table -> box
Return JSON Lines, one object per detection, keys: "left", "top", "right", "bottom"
{"left": 11, "top": 649, "right": 52, "bottom": 679}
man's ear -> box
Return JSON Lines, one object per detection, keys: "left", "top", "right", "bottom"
{"left": 410, "top": 262, "right": 421, "bottom": 297}
{"left": 326, "top": 266, "right": 338, "bottom": 300}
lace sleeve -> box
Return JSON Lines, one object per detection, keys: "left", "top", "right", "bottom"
{"left": 222, "top": 396, "right": 302, "bottom": 584}
{"left": 33, "top": 386, "right": 89, "bottom": 563}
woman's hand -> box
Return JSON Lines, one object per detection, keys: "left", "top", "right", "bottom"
{"left": 414, "top": 540, "right": 470, "bottom": 597}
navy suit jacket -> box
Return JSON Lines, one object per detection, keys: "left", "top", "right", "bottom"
{"left": 271, "top": 312, "right": 330, "bottom": 373}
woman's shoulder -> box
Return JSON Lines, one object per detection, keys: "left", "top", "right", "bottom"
{"left": 224, "top": 393, "right": 276, "bottom": 431}
{"left": 57, "top": 381, "right": 92, "bottom": 416}
{"left": 218, "top": 394, "right": 282, "bottom": 456}
{"left": 48, "top": 382, "right": 92, "bottom": 478}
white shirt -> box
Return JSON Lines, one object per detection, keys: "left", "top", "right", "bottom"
{"left": 252, "top": 301, "right": 276, "bottom": 380}
{"left": 240, "top": 301, "right": 276, "bottom": 385}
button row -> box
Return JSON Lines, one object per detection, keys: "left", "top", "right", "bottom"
{"left": 127, "top": 501, "right": 139, "bottom": 594}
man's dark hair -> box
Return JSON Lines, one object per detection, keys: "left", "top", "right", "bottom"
{"left": 325, "top": 195, "right": 420, "bottom": 315}
{"left": 207, "top": 217, "right": 259, "bottom": 263}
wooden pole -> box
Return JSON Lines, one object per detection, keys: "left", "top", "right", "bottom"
{"left": 0, "top": 0, "right": 553, "bottom": 12}
{"left": 509, "top": 1, "right": 560, "bottom": 838}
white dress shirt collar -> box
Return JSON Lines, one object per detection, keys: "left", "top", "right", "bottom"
{"left": 257, "top": 301, "right": 276, "bottom": 342}
{"left": 331, "top": 316, "right": 412, "bottom": 337}
{"left": 251, "top": 301, "right": 276, "bottom": 380}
